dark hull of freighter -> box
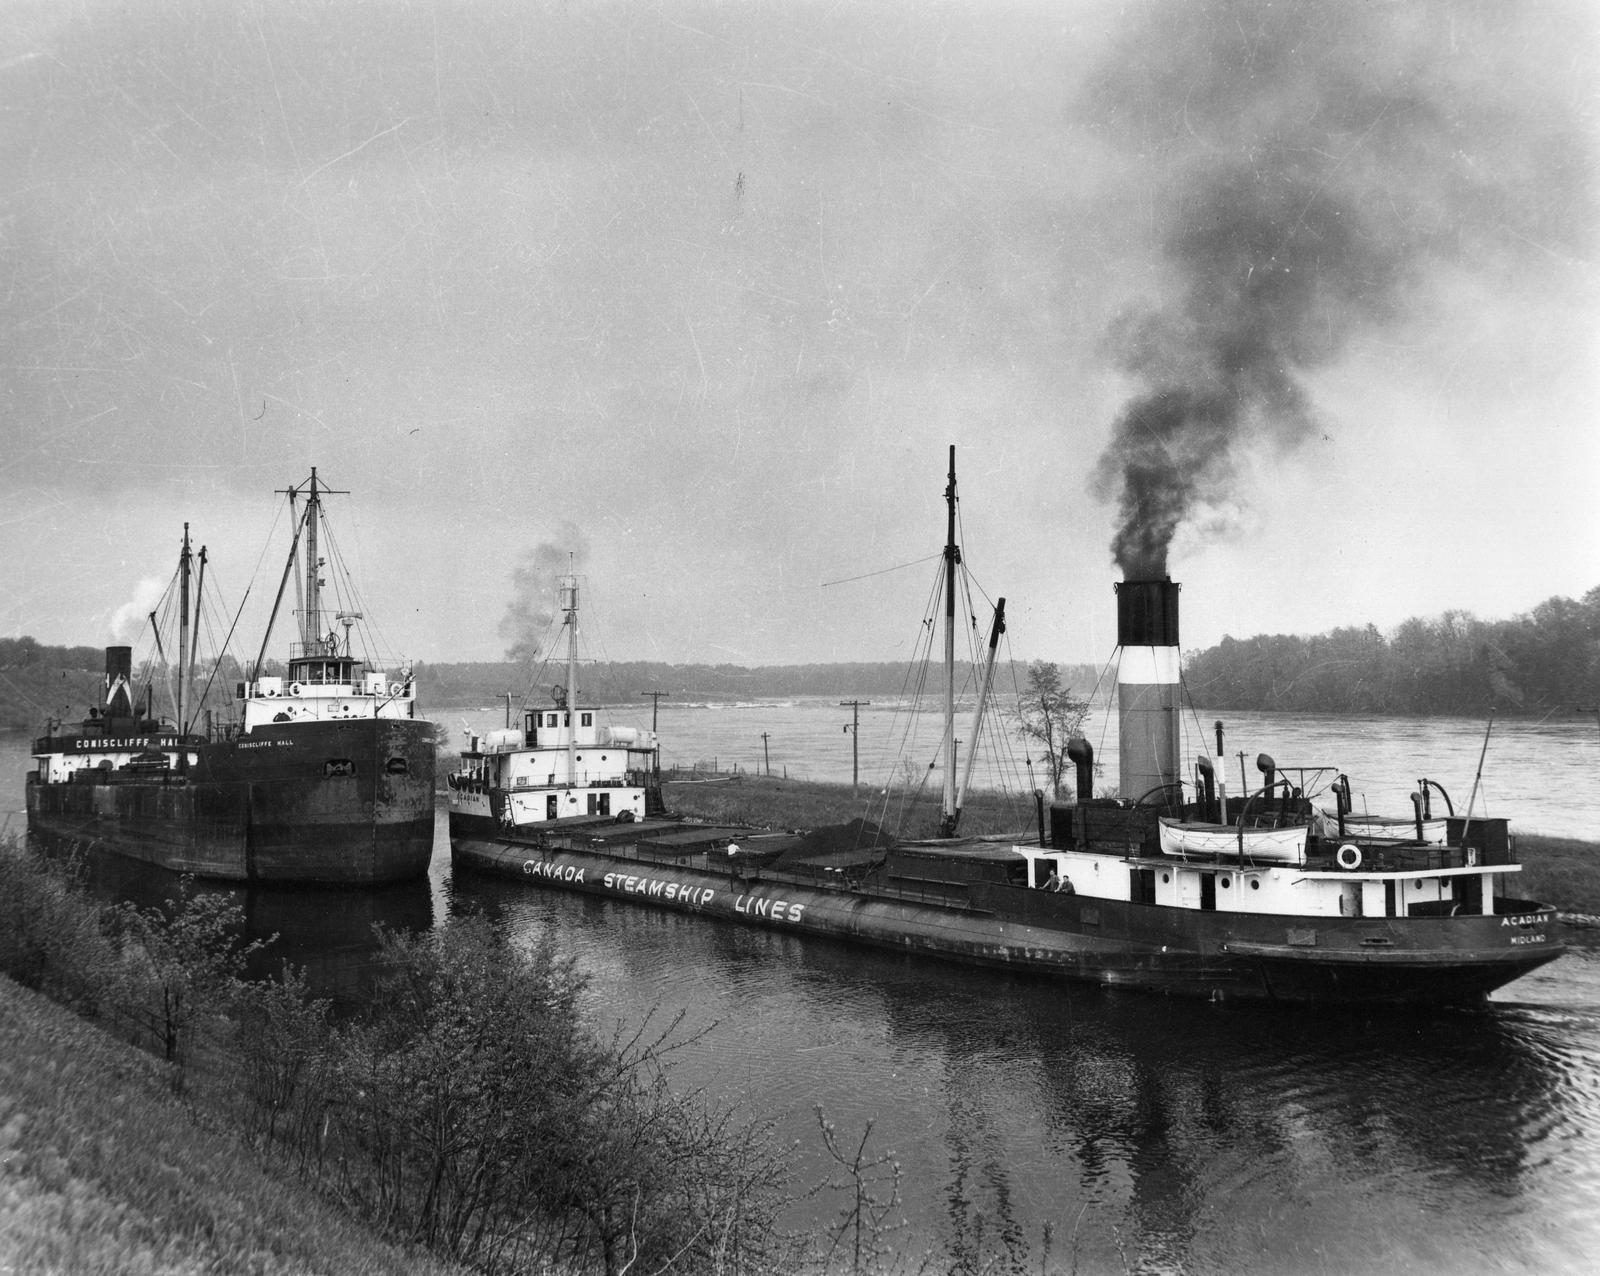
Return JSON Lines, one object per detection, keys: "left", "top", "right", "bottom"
{"left": 27, "top": 718, "right": 435, "bottom": 885}
{"left": 450, "top": 823, "right": 1562, "bottom": 1006}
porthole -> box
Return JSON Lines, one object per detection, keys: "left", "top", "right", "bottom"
{"left": 1220, "top": 877, "right": 1231, "bottom": 889}
{"left": 1250, "top": 879, "right": 1261, "bottom": 891}
{"left": 1161, "top": 873, "right": 1171, "bottom": 884}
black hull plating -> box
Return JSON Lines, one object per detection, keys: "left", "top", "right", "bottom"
{"left": 450, "top": 827, "right": 1562, "bottom": 1005}
{"left": 28, "top": 719, "right": 435, "bottom": 885}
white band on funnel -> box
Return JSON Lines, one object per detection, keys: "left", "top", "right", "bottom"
{"left": 1118, "top": 646, "right": 1181, "bottom": 685}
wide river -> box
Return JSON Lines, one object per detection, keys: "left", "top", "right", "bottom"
{"left": 4, "top": 700, "right": 1599, "bottom": 1274}
{"left": 455, "top": 693, "right": 1597, "bottom": 840}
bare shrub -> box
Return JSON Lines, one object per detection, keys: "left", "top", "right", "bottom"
{"left": 809, "top": 1107, "right": 910, "bottom": 1275}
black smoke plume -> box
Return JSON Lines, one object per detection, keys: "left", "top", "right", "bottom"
{"left": 500, "top": 523, "right": 589, "bottom": 665}
{"left": 1088, "top": 0, "right": 1594, "bottom": 579}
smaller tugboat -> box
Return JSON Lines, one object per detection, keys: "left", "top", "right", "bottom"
{"left": 450, "top": 450, "right": 1563, "bottom": 1005}
{"left": 445, "top": 569, "right": 662, "bottom": 836}
{"left": 26, "top": 470, "right": 436, "bottom": 884}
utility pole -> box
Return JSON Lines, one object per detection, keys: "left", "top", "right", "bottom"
{"left": 760, "top": 732, "right": 771, "bottom": 776}
{"left": 641, "top": 690, "right": 668, "bottom": 781}
{"left": 841, "top": 699, "right": 870, "bottom": 791}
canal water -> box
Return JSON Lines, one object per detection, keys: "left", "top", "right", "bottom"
{"left": 4, "top": 702, "right": 1600, "bottom": 1274}
{"left": 452, "top": 860, "right": 1600, "bottom": 1276}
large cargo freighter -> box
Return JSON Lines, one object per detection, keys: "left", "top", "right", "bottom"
{"left": 26, "top": 470, "right": 435, "bottom": 885}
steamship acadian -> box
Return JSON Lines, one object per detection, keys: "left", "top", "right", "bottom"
{"left": 26, "top": 471, "right": 436, "bottom": 885}
{"left": 450, "top": 450, "right": 1562, "bottom": 1005}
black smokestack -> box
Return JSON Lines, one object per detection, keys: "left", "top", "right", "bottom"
{"left": 1086, "top": 1, "right": 1595, "bottom": 577}
{"left": 1115, "top": 578, "right": 1180, "bottom": 649}
{"left": 103, "top": 646, "right": 134, "bottom": 718}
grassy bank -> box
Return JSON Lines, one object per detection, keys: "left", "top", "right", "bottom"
{"left": 0, "top": 973, "right": 469, "bottom": 1276}
{"left": 1508, "top": 833, "right": 1600, "bottom": 919}
{"left": 666, "top": 775, "right": 1600, "bottom": 916}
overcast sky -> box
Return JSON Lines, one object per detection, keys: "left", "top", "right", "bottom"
{"left": 3, "top": 0, "right": 1595, "bottom": 669}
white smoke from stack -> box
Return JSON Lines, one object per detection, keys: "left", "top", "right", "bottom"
{"left": 109, "top": 577, "right": 166, "bottom": 643}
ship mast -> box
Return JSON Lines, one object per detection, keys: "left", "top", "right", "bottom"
{"left": 253, "top": 469, "right": 347, "bottom": 678}
{"left": 177, "top": 523, "right": 191, "bottom": 734}
{"left": 301, "top": 468, "right": 323, "bottom": 651}
{"left": 562, "top": 559, "right": 579, "bottom": 788}
{"left": 940, "top": 446, "right": 960, "bottom": 835}
{"left": 954, "top": 597, "right": 1005, "bottom": 826}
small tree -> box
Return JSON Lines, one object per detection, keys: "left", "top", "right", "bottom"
{"left": 1015, "top": 661, "right": 1090, "bottom": 800}
{"left": 111, "top": 880, "right": 269, "bottom": 1083}
{"left": 234, "top": 963, "right": 333, "bottom": 1150}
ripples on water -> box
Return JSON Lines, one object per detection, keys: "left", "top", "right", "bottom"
{"left": 447, "top": 867, "right": 1600, "bottom": 1276}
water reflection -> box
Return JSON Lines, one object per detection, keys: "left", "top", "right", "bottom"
{"left": 30, "top": 830, "right": 434, "bottom": 1009}
{"left": 450, "top": 870, "right": 1600, "bottom": 1275}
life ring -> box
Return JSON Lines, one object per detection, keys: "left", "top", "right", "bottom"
{"left": 389, "top": 681, "right": 404, "bottom": 696}
{"left": 1335, "top": 843, "right": 1363, "bottom": 871}
{"left": 289, "top": 682, "right": 303, "bottom": 696}
{"left": 264, "top": 687, "right": 278, "bottom": 698}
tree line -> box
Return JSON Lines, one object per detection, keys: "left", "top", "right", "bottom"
{"left": 1182, "top": 587, "right": 1600, "bottom": 715}
{"left": 418, "top": 658, "right": 1104, "bottom": 709}
{"left": 6, "top": 582, "right": 1596, "bottom": 729}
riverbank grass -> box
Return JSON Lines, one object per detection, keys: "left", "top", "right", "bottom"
{"left": 0, "top": 974, "right": 468, "bottom": 1276}
{"left": 1512, "top": 833, "right": 1600, "bottom": 918}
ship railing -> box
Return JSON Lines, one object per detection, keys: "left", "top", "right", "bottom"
{"left": 502, "top": 774, "right": 647, "bottom": 791}
{"left": 243, "top": 678, "right": 408, "bottom": 700}
{"left": 288, "top": 639, "right": 347, "bottom": 660}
